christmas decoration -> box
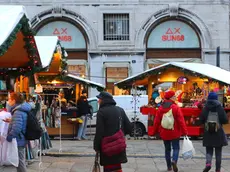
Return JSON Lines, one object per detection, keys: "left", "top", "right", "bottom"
{"left": 0, "top": 15, "right": 41, "bottom": 77}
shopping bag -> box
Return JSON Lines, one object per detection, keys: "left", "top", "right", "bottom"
{"left": 1, "top": 138, "right": 19, "bottom": 167}
{"left": 92, "top": 153, "right": 100, "bottom": 172}
{"left": 181, "top": 136, "right": 195, "bottom": 160}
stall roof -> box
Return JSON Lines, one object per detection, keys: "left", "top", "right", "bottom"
{"left": 34, "top": 36, "right": 59, "bottom": 68}
{"left": 0, "top": 5, "right": 27, "bottom": 46}
{"left": 115, "top": 62, "right": 230, "bottom": 87}
{"left": 66, "top": 74, "right": 105, "bottom": 90}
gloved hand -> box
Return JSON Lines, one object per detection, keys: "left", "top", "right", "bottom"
{"left": 6, "top": 135, "right": 13, "bottom": 142}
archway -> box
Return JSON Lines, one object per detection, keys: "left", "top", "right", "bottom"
{"left": 146, "top": 18, "right": 202, "bottom": 69}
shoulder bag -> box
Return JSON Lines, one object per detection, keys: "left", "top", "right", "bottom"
{"left": 101, "top": 112, "right": 126, "bottom": 157}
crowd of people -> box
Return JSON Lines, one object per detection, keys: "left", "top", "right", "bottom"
{"left": 0, "top": 90, "right": 228, "bottom": 172}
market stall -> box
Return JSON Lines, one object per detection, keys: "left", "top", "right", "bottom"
{"left": 115, "top": 62, "right": 230, "bottom": 137}
{"left": 0, "top": 5, "right": 42, "bottom": 94}
{"left": 35, "top": 43, "right": 105, "bottom": 138}
{"left": 0, "top": 5, "right": 58, "bottom": 166}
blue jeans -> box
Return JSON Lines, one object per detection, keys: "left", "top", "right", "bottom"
{"left": 77, "top": 115, "right": 88, "bottom": 139}
{"left": 163, "top": 139, "right": 180, "bottom": 169}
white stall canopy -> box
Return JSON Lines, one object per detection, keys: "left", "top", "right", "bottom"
{"left": 115, "top": 62, "right": 230, "bottom": 87}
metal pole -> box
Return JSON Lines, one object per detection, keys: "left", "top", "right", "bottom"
{"left": 36, "top": 94, "right": 43, "bottom": 170}
{"left": 217, "top": 46, "right": 220, "bottom": 67}
{"left": 133, "top": 85, "right": 137, "bottom": 139}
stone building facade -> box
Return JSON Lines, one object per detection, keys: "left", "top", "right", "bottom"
{"left": 1, "top": 0, "right": 230, "bottom": 96}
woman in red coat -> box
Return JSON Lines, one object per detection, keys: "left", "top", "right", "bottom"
{"left": 152, "top": 91, "right": 187, "bottom": 172}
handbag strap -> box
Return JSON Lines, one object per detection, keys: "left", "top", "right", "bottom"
{"left": 95, "top": 152, "right": 99, "bottom": 163}
{"left": 118, "top": 107, "right": 123, "bottom": 129}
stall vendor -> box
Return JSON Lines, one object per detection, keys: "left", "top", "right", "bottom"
{"left": 58, "top": 89, "right": 67, "bottom": 110}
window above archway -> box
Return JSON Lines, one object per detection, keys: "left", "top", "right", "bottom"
{"left": 36, "top": 21, "right": 86, "bottom": 49}
{"left": 147, "top": 20, "right": 200, "bottom": 49}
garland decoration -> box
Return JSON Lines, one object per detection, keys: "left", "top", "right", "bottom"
{"left": 0, "top": 15, "right": 41, "bottom": 77}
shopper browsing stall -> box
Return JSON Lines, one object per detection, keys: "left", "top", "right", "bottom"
{"left": 76, "top": 90, "right": 91, "bottom": 140}
{"left": 200, "top": 92, "right": 228, "bottom": 172}
{"left": 4, "top": 92, "right": 31, "bottom": 172}
{"left": 152, "top": 90, "right": 188, "bottom": 172}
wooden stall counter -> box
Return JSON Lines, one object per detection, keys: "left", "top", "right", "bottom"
{"left": 46, "top": 110, "right": 81, "bottom": 139}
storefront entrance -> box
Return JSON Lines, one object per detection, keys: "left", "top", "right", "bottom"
{"left": 106, "top": 67, "right": 129, "bottom": 95}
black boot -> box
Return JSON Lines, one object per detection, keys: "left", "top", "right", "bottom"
{"left": 171, "top": 162, "right": 178, "bottom": 172}
{"left": 203, "top": 166, "right": 211, "bottom": 172}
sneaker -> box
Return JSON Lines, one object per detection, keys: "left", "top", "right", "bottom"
{"left": 203, "top": 166, "right": 211, "bottom": 172}
{"left": 172, "top": 162, "right": 178, "bottom": 172}
{"left": 167, "top": 168, "right": 172, "bottom": 171}
{"left": 81, "top": 137, "right": 88, "bottom": 140}
{"left": 76, "top": 137, "right": 81, "bottom": 141}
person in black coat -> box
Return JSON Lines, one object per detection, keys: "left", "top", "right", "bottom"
{"left": 76, "top": 89, "right": 91, "bottom": 140}
{"left": 94, "top": 91, "right": 132, "bottom": 172}
{"left": 200, "top": 92, "right": 228, "bottom": 172}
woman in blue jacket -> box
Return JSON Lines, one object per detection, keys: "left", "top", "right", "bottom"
{"left": 4, "top": 92, "right": 31, "bottom": 172}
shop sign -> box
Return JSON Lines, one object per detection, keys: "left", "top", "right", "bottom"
{"left": 36, "top": 21, "right": 86, "bottom": 49}
{"left": 53, "top": 28, "right": 72, "bottom": 42}
{"left": 177, "top": 76, "right": 188, "bottom": 84}
{"left": 162, "top": 28, "right": 184, "bottom": 41}
{"left": 147, "top": 20, "right": 200, "bottom": 48}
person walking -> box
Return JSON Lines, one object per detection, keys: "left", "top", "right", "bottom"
{"left": 76, "top": 89, "right": 91, "bottom": 140}
{"left": 200, "top": 92, "right": 228, "bottom": 172}
{"left": 4, "top": 92, "right": 32, "bottom": 172}
{"left": 152, "top": 90, "right": 187, "bottom": 172}
{"left": 94, "top": 91, "right": 132, "bottom": 172}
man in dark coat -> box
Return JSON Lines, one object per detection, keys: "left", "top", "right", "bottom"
{"left": 200, "top": 92, "right": 228, "bottom": 172}
{"left": 76, "top": 89, "right": 91, "bottom": 140}
{"left": 94, "top": 91, "right": 132, "bottom": 172}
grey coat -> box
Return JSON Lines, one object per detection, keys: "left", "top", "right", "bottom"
{"left": 200, "top": 100, "right": 228, "bottom": 147}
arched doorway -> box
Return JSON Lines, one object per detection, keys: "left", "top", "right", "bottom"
{"left": 146, "top": 19, "right": 202, "bottom": 69}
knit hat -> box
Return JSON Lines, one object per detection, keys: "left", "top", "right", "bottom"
{"left": 82, "top": 89, "right": 87, "bottom": 94}
{"left": 96, "top": 91, "right": 113, "bottom": 100}
{"left": 208, "top": 92, "right": 218, "bottom": 100}
{"left": 164, "top": 90, "right": 175, "bottom": 99}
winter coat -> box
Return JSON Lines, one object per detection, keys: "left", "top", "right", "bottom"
{"left": 93, "top": 98, "right": 132, "bottom": 166}
{"left": 7, "top": 102, "right": 31, "bottom": 147}
{"left": 152, "top": 99, "right": 187, "bottom": 140}
{"left": 77, "top": 96, "right": 90, "bottom": 116}
{"left": 200, "top": 100, "right": 228, "bottom": 147}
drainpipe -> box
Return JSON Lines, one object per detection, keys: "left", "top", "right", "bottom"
{"left": 216, "top": 46, "right": 220, "bottom": 67}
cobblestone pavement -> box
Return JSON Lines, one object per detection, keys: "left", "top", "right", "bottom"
{"left": 0, "top": 139, "right": 230, "bottom": 172}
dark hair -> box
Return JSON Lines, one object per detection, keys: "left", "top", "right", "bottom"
{"left": 9, "top": 92, "right": 24, "bottom": 104}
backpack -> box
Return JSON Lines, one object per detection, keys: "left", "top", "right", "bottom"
{"left": 13, "top": 108, "right": 43, "bottom": 140}
{"left": 161, "top": 109, "right": 174, "bottom": 130}
{"left": 205, "top": 111, "right": 220, "bottom": 133}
